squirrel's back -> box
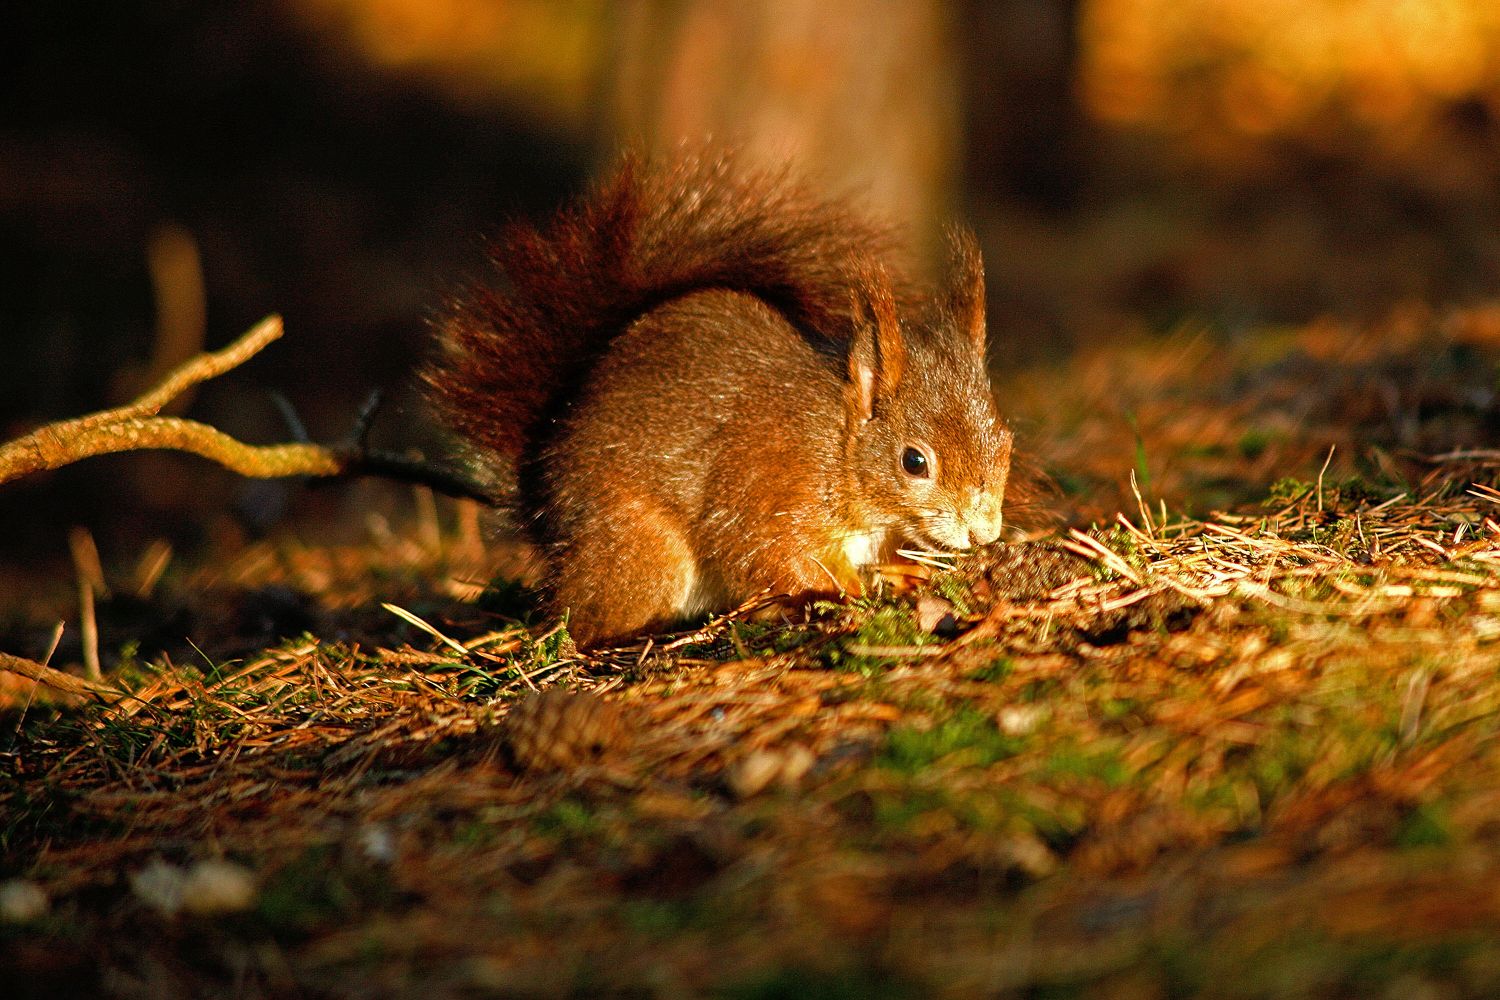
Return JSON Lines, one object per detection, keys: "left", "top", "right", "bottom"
{"left": 425, "top": 153, "right": 895, "bottom": 467}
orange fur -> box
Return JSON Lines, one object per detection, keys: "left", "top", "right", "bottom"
{"left": 426, "top": 153, "right": 1012, "bottom": 647}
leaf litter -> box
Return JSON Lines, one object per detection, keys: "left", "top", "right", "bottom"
{"left": 6, "top": 304, "right": 1500, "bottom": 996}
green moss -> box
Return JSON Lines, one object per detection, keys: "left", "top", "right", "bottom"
{"left": 1097, "top": 696, "right": 1143, "bottom": 725}
{"left": 821, "top": 600, "right": 933, "bottom": 673}
{"left": 1394, "top": 802, "right": 1452, "bottom": 848}
{"left": 619, "top": 897, "right": 699, "bottom": 938}
{"left": 855, "top": 603, "right": 925, "bottom": 647}
{"left": 450, "top": 818, "right": 500, "bottom": 847}
{"left": 878, "top": 708, "right": 1026, "bottom": 773}
{"left": 868, "top": 786, "right": 955, "bottom": 831}
{"left": 1267, "top": 477, "right": 1313, "bottom": 506}
{"left": 930, "top": 571, "right": 977, "bottom": 618}
{"left": 1040, "top": 741, "right": 1131, "bottom": 787}
{"left": 534, "top": 620, "right": 573, "bottom": 663}
{"left": 255, "top": 845, "right": 399, "bottom": 938}
{"left": 1017, "top": 677, "right": 1064, "bottom": 703}
{"left": 1333, "top": 475, "right": 1403, "bottom": 506}
{"left": 534, "top": 797, "right": 601, "bottom": 841}
{"left": 964, "top": 655, "right": 1015, "bottom": 683}
{"left": 1237, "top": 427, "right": 1276, "bottom": 460}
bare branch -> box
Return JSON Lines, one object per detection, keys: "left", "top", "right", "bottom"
{"left": 344, "top": 450, "right": 497, "bottom": 505}
{"left": 0, "top": 314, "right": 494, "bottom": 503}
{"left": 1, "top": 415, "right": 342, "bottom": 484}
{"left": 79, "top": 315, "right": 284, "bottom": 429}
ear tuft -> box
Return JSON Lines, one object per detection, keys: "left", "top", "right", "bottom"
{"left": 848, "top": 327, "right": 877, "bottom": 423}
{"left": 863, "top": 262, "right": 905, "bottom": 395}
{"left": 846, "top": 259, "right": 906, "bottom": 424}
{"left": 946, "top": 227, "right": 987, "bottom": 357}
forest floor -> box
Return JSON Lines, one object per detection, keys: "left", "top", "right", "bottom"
{"left": 6, "top": 303, "right": 1500, "bottom": 998}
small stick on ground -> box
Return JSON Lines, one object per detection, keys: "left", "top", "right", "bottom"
{"left": 0, "top": 315, "right": 495, "bottom": 503}
{"left": 68, "top": 527, "right": 105, "bottom": 681}
{"left": 0, "top": 651, "right": 121, "bottom": 701}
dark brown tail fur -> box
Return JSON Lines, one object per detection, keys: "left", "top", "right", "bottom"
{"left": 424, "top": 153, "right": 895, "bottom": 465}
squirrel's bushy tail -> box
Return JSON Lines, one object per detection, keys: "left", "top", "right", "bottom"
{"left": 424, "top": 153, "right": 893, "bottom": 464}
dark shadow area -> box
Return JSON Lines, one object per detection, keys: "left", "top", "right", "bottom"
{"left": 0, "top": 0, "right": 591, "bottom": 568}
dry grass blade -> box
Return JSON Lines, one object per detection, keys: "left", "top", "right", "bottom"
{"left": 1061, "top": 527, "right": 1142, "bottom": 582}
{"left": 381, "top": 602, "right": 471, "bottom": 655}
{"left": 894, "top": 547, "right": 959, "bottom": 571}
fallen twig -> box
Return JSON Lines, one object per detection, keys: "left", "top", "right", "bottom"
{"left": 0, "top": 651, "right": 122, "bottom": 701}
{"left": 0, "top": 315, "right": 494, "bottom": 503}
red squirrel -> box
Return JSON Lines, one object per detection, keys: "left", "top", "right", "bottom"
{"left": 424, "top": 154, "right": 1012, "bottom": 648}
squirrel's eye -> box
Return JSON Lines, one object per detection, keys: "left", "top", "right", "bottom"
{"left": 901, "top": 446, "right": 930, "bottom": 478}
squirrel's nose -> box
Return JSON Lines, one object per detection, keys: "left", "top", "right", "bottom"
{"left": 965, "top": 499, "right": 1005, "bottom": 547}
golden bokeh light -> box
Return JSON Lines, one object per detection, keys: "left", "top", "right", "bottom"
{"left": 291, "top": 0, "right": 604, "bottom": 123}
{"left": 285, "top": 0, "right": 1500, "bottom": 187}
{"left": 1082, "top": 0, "right": 1500, "bottom": 150}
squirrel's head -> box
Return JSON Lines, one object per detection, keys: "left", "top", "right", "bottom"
{"left": 843, "top": 231, "right": 1012, "bottom": 552}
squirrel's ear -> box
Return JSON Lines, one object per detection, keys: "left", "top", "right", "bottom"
{"left": 946, "top": 227, "right": 987, "bottom": 357}
{"left": 848, "top": 264, "right": 905, "bottom": 422}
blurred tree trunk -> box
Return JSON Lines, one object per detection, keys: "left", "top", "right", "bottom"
{"left": 960, "top": 0, "right": 1086, "bottom": 213}
{"left": 608, "top": 0, "right": 962, "bottom": 267}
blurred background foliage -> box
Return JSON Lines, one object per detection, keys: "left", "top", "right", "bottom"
{"left": 3, "top": 0, "right": 1499, "bottom": 568}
